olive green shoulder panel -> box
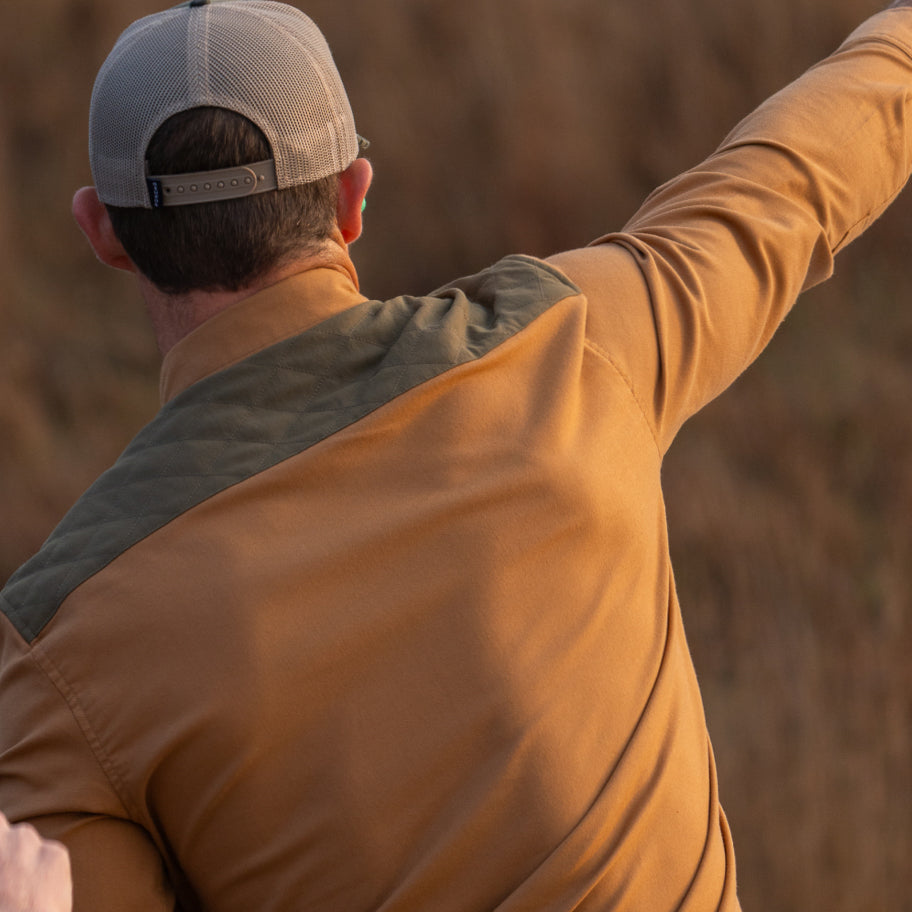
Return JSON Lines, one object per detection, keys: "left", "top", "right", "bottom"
{"left": 1, "top": 256, "right": 579, "bottom": 642}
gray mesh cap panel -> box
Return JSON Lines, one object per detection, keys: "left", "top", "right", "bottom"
{"left": 89, "top": 1, "right": 359, "bottom": 208}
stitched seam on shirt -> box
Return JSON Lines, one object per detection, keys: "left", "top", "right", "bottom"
{"left": 29, "top": 642, "right": 136, "bottom": 820}
{"left": 1, "top": 593, "right": 38, "bottom": 643}
{"left": 583, "top": 337, "right": 662, "bottom": 458}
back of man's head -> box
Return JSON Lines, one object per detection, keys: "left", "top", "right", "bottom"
{"left": 89, "top": 0, "right": 366, "bottom": 294}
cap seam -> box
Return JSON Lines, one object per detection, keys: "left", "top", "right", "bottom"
{"left": 264, "top": 13, "right": 352, "bottom": 175}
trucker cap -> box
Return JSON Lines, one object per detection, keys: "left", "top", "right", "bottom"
{"left": 89, "top": 0, "right": 366, "bottom": 209}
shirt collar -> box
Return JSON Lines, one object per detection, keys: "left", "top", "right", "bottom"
{"left": 159, "top": 265, "right": 368, "bottom": 405}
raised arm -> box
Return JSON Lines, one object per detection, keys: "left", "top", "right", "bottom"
{"left": 549, "top": 5, "right": 912, "bottom": 451}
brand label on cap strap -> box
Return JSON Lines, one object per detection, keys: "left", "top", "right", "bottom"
{"left": 147, "top": 179, "right": 165, "bottom": 208}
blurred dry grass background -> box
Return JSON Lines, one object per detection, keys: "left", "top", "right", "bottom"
{"left": 1, "top": 0, "right": 910, "bottom": 908}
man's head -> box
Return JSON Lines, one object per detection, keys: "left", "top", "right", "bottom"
{"left": 74, "top": 0, "right": 370, "bottom": 295}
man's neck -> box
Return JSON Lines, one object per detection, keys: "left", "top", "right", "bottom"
{"left": 139, "top": 231, "right": 359, "bottom": 356}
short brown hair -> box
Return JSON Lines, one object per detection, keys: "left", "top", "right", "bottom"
{"left": 106, "top": 107, "right": 340, "bottom": 295}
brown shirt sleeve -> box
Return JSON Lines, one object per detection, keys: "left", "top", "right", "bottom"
{"left": 0, "top": 617, "right": 176, "bottom": 912}
{"left": 550, "top": 9, "right": 912, "bottom": 452}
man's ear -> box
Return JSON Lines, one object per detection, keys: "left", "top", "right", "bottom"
{"left": 71, "top": 186, "right": 137, "bottom": 273}
{"left": 336, "top": 157, "right": 373, "bottom": 244}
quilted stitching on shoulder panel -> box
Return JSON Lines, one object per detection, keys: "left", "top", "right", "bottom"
{"left": 1, "top": 256, "right": 579, "bottom": 642}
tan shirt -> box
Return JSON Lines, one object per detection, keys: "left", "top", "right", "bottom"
{"left": 3, "top": 10, "right": 912, "bottom": 912}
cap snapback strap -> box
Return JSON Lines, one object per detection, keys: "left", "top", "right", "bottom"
{"left": 146, "top": 159, "right": 278, "bottom": 208}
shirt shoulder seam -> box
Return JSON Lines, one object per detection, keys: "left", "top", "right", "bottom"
{"left": 28, "top": 641, "right": 136, "bottom": 819}
{"left": 583, "top": 337, "right": 662, "bottom": 458}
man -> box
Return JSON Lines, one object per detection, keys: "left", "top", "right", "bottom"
{"left": 1, "top": 1, "right": 911, "bottom": 909}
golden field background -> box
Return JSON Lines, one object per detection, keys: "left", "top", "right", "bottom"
{"left": 1, "top": 0, "right": 911, "bottom": 908}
